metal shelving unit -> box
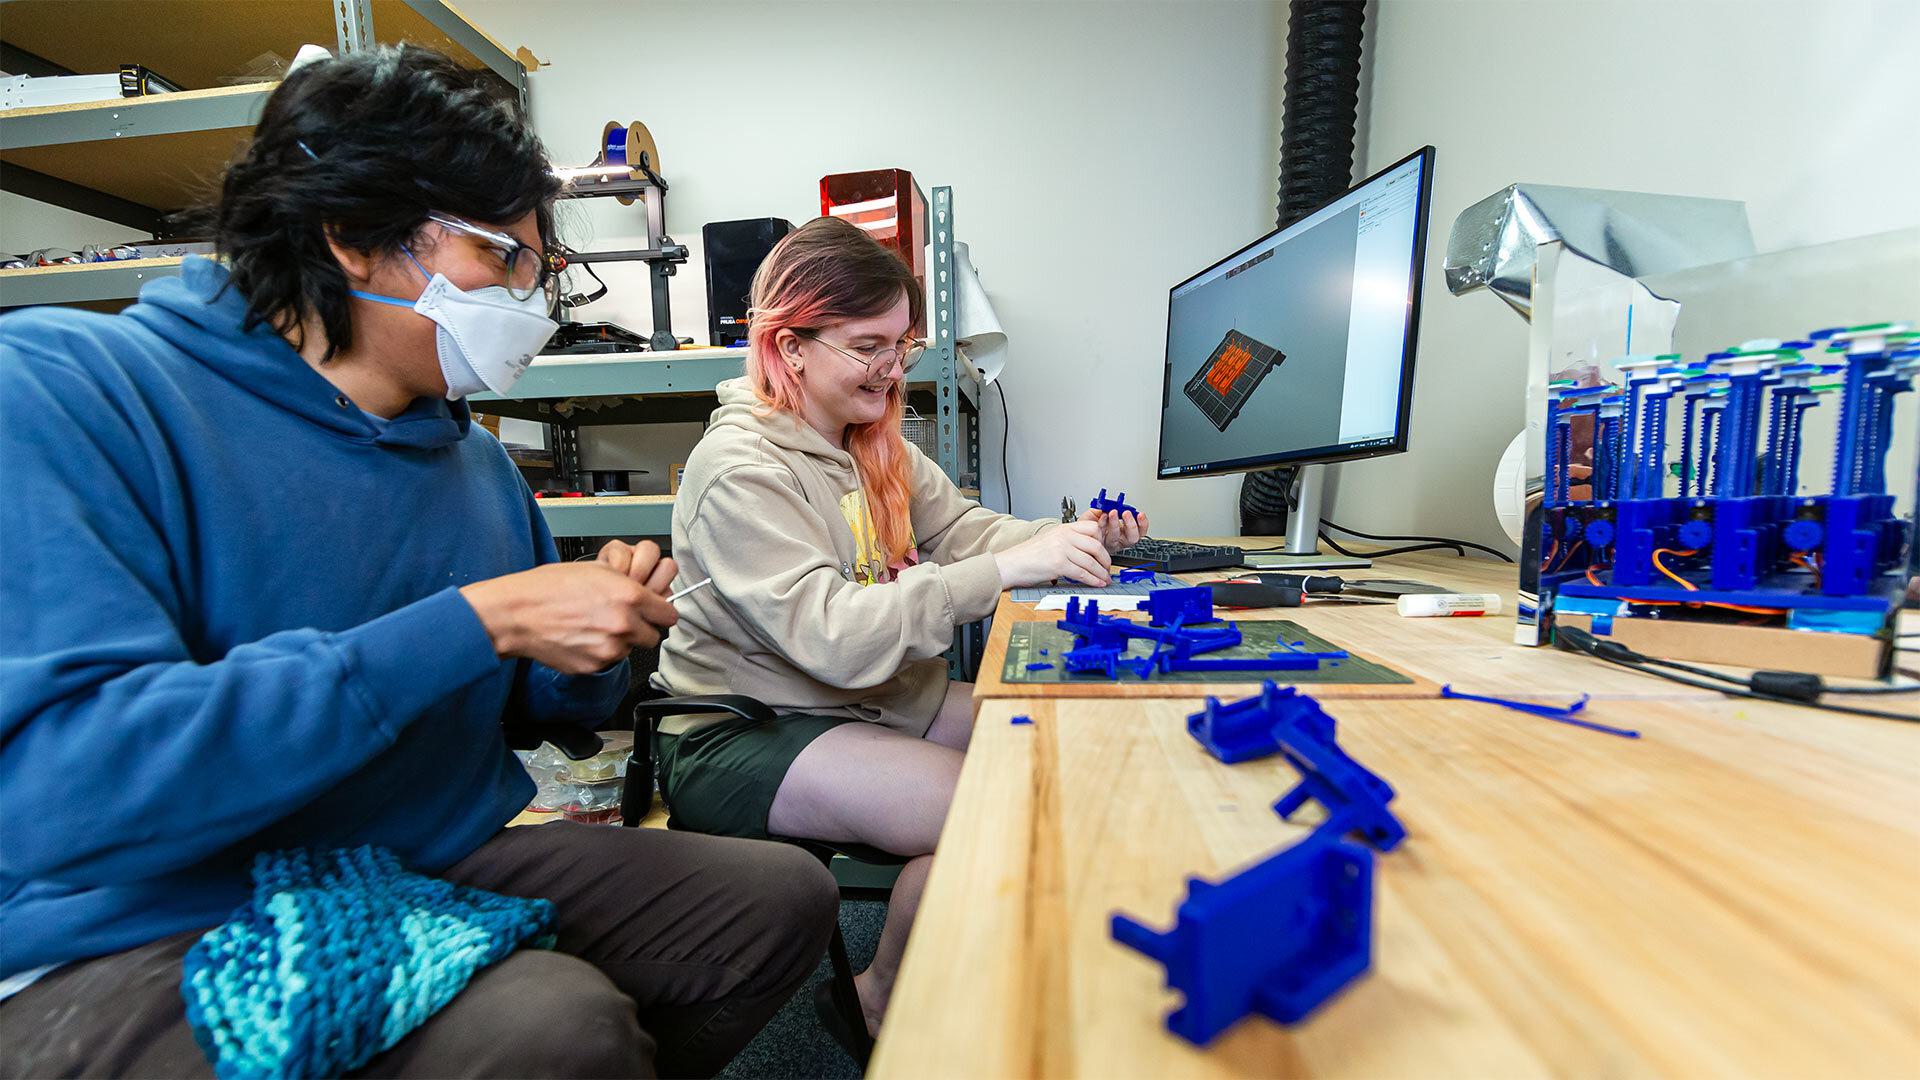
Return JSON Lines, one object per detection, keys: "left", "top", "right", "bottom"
{"left": 473, "top": 348, "right": 753, "bottom": 413}
{"left": 923, "top": 187, "right": 982, "bottom": 493}
{"left": 475, "top": 187, "right": 984, "bottom": 553}
{"left": 528, "top": 495, "right": 677, "bottom": 539}
{"left": 475, "top": 348, "right": 744, "bottom": 538}
{"left": 477, "top": 187, "right": 988, "bottom": 676}
{"left": 0, "top": 0, "right": 529, "bottom": 308}
{"left": 0, "top": 255, "right": 183, "bottom": 307}
{"left": 923, "top": 188, "right": 986, "bottom": 676}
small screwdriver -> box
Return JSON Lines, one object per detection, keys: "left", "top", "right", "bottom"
{"left": 1246, "top": 572, "right": 1348, "bottom": 594}
{"left": 667, "top": 577, "right": 714, "bottom": 603}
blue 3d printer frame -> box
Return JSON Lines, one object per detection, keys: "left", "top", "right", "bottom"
{"left": 1540, "top": 321, "right": 1916, "bottom": 674}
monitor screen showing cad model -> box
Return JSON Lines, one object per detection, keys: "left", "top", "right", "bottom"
{"left": 1157, "top": 146, "right": 1432, "bottom": 478}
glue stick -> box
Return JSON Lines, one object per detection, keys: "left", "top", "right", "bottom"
{"left": 1396, "top": 593, "right": 1503, "bottom": 618}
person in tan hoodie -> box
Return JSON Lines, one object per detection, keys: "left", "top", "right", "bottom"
{"left": 653, "top": 217, "right": 1148, "bottom": 1043}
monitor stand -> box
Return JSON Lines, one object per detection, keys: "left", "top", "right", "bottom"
{"left": 1241, "top": 464, "right": 1371, "bottom": 570}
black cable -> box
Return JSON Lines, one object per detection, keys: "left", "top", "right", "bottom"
{"left": 1605, "top": 657, "right": 1914, "bottom": 720}
{"left": 1586, "top": 634, "right": 1919, "bottom": 698}
{"left": 1322, "top": 530, "right": 1463, "bottom": 557}
{"left": 1634, "top": 655, "right": 1752, "bottom": 688}
{"left": 1553, "top": 627, "right": 1918, "bottom": 723}
{"left": 1322, "top": 519, "right": 1515, "bottom": 563}
{"left": 994, "top": 381, "right": 1013, "bottom": 514}
{"left": 556, "top": 245, "right": 608, "bottom": 309}
{"left": 1318, "top": 531, "right": 1465, "bottom": 560}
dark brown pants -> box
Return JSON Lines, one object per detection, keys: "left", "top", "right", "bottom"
{"left": 0, "top": 821, "right": 839, "bottom": 1079}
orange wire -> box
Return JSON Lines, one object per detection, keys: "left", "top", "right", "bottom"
{"left": 1586, "top": 553, "right": 1784, "bottom": 615}
{"left": 1559, "top": 540, "right": 1584, "bottom": 572}
{"left": 1642, "top": 549, "right": 1785, "bottom": 616}
{"left": 1547, "top": 538, "right": 1583, "bottom": 573}
{"left": 1651, "top": 548, "right": 1701, "bottom": 591}
{"left": 1791, "top": 552, "right": 1823, "bottom": 590}
{"left": 1587, "top": 564, "right": 1681, "bottom": 604}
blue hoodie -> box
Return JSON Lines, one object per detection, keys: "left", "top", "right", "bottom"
{"left": 0, "top": 257, "right": 628, "bottom": 977}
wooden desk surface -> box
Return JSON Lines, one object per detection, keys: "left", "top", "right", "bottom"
{"left": 872, "top": 695, "right": 1920, "bottom": 1078}
{"left": 875, "top": 542, "right": 1919, "bottom": 1077}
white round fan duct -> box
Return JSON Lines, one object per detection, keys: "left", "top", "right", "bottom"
{"left": 1493, "top": 430, "right": 1527, "bottom": 545}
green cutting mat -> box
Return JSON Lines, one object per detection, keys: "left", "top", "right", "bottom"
{"left": 1003, "top": 619, "right": 1413, "bottom": 685}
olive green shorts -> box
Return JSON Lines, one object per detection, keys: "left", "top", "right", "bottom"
{"left": 654, "top": 713, "right": 861, "bottom": 840}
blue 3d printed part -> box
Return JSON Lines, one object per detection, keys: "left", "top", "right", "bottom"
{"left": 1110, "top": 832, "right": 1374, "bottom": 1046}
{"left": 1057, "top": 598, "right": 1135, "bottom": 650}
{"left": 1541, "top": 324, "right": 1916, "bottom": 640}
{"left": 1186, "top": 683, "right": 1330, "bottom": 764}
{"left": 1145, "top": 586, "right": 1215, "bottom": 627}
{"left": 1439, "top": 685, "right": 1639, "bottom": 739}
{"left": 1061, "top": 644, "right": 1123, "bottom": 677}
{"left": 1057, "top": 598, "right": 1344, "bottom": 680}
{"left": 1270, "top": 706, "right": 1406, "bottom": 852}
{"left": 1088, "top": 488, "right": 1140, "bottom": 516}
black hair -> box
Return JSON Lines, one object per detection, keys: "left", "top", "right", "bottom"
{"left": 211, "top": 45, "right": 560, "bottom": 360}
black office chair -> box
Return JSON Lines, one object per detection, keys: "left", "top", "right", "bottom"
{"left": 626, "top": 694, "right": 902, "bottom": 1068}
{"left": 508, "top": 570, "right": 978, "bottom": 1057}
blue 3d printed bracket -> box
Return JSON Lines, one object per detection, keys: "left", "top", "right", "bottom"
{"left": 1111, "top": 831, "right": 1374, "bottom": 1046}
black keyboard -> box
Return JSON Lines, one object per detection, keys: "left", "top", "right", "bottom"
{"left": 1112, "top": 538, "right": 1246, "bottom": 573}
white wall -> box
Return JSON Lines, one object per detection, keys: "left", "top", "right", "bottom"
{"left": 1346, "top": 0, "right": 1920, "bottom": 550}
{"left": 463, "top": 0, "right": 1286, "bottom": 527}
{"left": 14, "top": 0, "right": 1915, "bottom": 546}
{"left": 0, "top": 191, "right": 130, "bottom": 253}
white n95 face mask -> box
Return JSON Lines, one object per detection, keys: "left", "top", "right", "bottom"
{"left": 352, "top": 259, "right": 558, "bottom": 400}
{"left": 413, "top": 274, "right": 557, "bottom": 399}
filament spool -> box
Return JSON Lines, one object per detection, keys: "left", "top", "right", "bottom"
{"left": 599, "top": 120, "right": 661, "bottom": 205}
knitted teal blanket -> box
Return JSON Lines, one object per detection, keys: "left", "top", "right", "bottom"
{"left": 181, "top": 846, "right": 555, "bottom": 1080}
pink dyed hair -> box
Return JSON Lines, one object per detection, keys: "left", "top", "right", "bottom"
{"left": 745, "top": 217, "right": 926, "bottom": 563}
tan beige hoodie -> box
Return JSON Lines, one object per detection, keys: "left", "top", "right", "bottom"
{"left": 653, "top": 378, "right": 1056, "bottom": 735}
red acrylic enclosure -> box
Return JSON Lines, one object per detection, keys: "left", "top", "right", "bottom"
{"left": 820, "top": 169, "right": 928, "bottom": 333}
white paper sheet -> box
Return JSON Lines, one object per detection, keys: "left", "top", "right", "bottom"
{"left": 1033, "top": 593, "right": 1146, "bottom": 612}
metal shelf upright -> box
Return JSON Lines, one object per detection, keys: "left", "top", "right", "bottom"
{"left": 0, "top": 0, "right": 530, "bottom": 309}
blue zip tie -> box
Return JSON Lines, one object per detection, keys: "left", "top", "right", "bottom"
{"left": 1439, "top": 685, "right": 1639, "bottom": 739}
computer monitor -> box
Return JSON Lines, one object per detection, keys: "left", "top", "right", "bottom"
{"left": 1155, "top": 146, "right": 1434, "bottom": 567}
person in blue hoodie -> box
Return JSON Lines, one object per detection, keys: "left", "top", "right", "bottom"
{"left": 0, "top": 45, "right": 837, "bottom": 1078}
